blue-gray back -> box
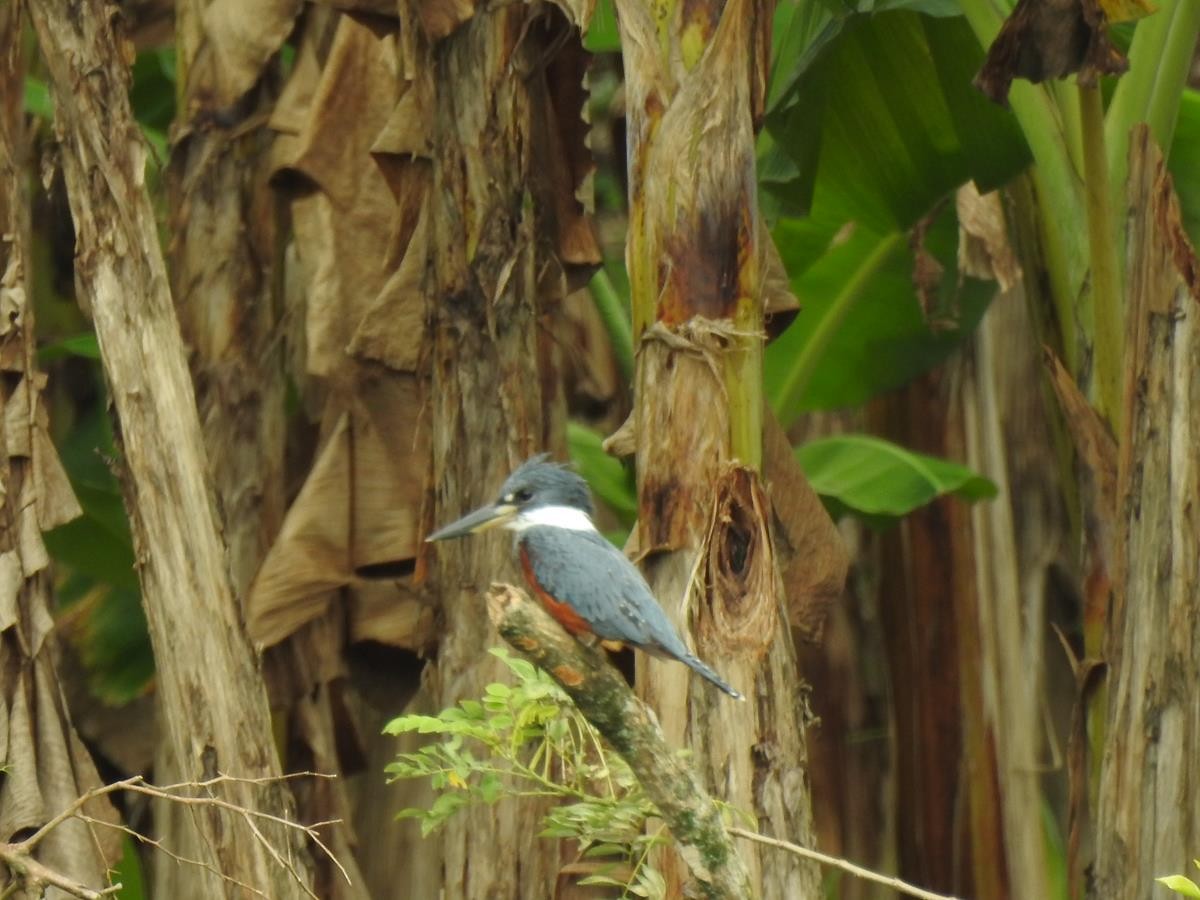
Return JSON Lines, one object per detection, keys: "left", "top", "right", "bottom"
{"left": 516, "top": 526, "right": 688, "bottom": 656}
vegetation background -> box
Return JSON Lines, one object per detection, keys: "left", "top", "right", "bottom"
{"left": 1, "top": 0, "right": 1198, "bottom": 897}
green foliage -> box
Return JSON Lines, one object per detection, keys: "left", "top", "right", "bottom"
{"left": 765, "top": 208, "right": 994, "bottom": 416}
{"left": 763, "top": 11, "right": 1029, "bottom": 224}
{"left": 587, "top": 269, "right": 635, "bottom": 385}
{"left": 584, "top": 0, "right": 621, "bottom": 53}
{"left": 1169, "top": 89, "right": 1200, "bottom": 248}
{"left": 796, "top": 434, "right": 997, "bottom": 520}
{"left": 37, "top": 333, "right": 102, "bottom": 362}
{"left": 25, "top": 48, "right": 174, "bottom": 161}
{"left": 761, "top": 9, "right": 1027, "bottom": 416}
{"left": 571, "top": 4, "right": 1008, "bottom": 527}
{"left": 23, "top": 76, "right": 53, "bottom": 121}
{"left": 567, "top": 422, "right": 636, "bottom": 529}
{"left": 569, "top": 416, "right": 995, "bottom": 529}
{"left": 385, "top": 649, "right": 673, "bottom": 897}
{"left": 45, "top": 398, "right": 152, "bottom": 704}
{"left": 112, "top": 836, "right": 147, "bottom": 900}
{"left": 1158, "top": 862, "right": 1200, "bottom": 899}
{"left": 1041, "top": 794, "right": 1070, "bottom": 900}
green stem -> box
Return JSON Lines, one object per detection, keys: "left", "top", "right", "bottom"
{"left": 958, "top": 0, "right": 1088, "bottom": 369}
{"left": 589, "top": 268, "right": 636, "bottom": 385}
{"left": 1078, "top": 85, "right": 1123, "bottom": 804}
{"left": 725, "top": 334, "right": 763, "bottom": 470}
{"left": 1079, "top": 84, "right": 1123, "bottom": 429}
{"left": 1105, "top": 0, "right": 1200, "bottom": 214}
{"left": 772, "top": 230, "right": 902, "bottom": 415}
{"left": 1054, "top": 81, "right": 1085, "bottom": 178}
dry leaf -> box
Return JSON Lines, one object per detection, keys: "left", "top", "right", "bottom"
{"left": 248, "top": 378, "right": 429, "bottom": 646}
{"left": 761, "top": 225, "right": 800, "bottom": 338}
{"left": 247, "top": 414, "right": 354, "bottom": 646}
{"left": 1096, "top": 0, "right": 1155, "bottom": 24}
{"left": 348, "top": 199, "right": 430, "bottom": 372}
{"left": 763, "top": 410, "right": 848, "bottom": 637}
{"left": 910, "top": 204, "right": 949, "bottom": 329}
{"left": 974, "top": 0, "right": 1128, "bottom": 106}
{"left": 1043, "top": 347, "right": 1116, "bottom": 551}
{"left": 957, "top": 181, "right": 1021, "bottom": 291}
{"left": 187, "top": 0, "right": 303, "bottom": 112}
{"left": 529, "top": 31, "right": 602, "bottom": 291}
{"left": 349, "top": 579, "right": 436, "bottom": 648}
{"left": 273, "top": 13, "right": 431, "bottom": 377}
{"left": 410, "top": 0, "right": 477, "bottom": 41}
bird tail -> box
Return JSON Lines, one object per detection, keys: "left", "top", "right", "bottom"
{"left": 681, "top": 653, "right": 744, "bottom": 701}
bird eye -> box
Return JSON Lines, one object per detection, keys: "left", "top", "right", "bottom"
{"left": 513, "top": 488, "right": 533, "bottom": 503}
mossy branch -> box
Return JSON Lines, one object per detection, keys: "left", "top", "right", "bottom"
{"left": 485, "top": 583, "right": 755, "bottom": 900}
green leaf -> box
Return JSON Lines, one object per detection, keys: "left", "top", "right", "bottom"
{"left": 129, "top": 48, "right": 177, "bottom": 135}
{"left": 632, "top": 864, "right": 667, "bottom": 900}
{"left": 765, "top": 207, "right": 993, "bottom": 417}
{"left": 759, "top": 11, "right": 1026, "bottom": 416}
{"left": 23, "top": 77, "right": 54, "bottom": 121}
{"left": 61, "top": 584, "right": 153, "bottom": 705}
{"left": 583, "top": 843, "right": 628, "bottom": 858}
{"left": 459, "top": 699, "right": 483, "bottom": 718}
{"left": 578, "top": 874, "right": 629, "bottom": 888}
{"left": 587, "top": 269, "right": 634, "bottom": 384}
{"left": 110, "top": 836, "right": 146, "bottom": 900}
{"left": 567, "top": 422, "right": 636, "bottom": 526}
{"left": 1041, "top": 796, "right": 1069, "bottom": 900}
{"left": 478, "top": 773, "right": 504, "bottom": 804}
{"left": 38, "top": 333, "right": 102, "bottom": 362}
{"left": 584, "top": 0, "right": 621, "bottom": 52}
{"left": 1169, "top": 89, "right": 1200, "bottom": 249}
{"left": 46, "top": 516, "right": 137, "bottom": 591}
{"left": 764, "top": 11, "right": 1029, "bottom": 225}
{"left": 1157, "top": 875, "right": 1200, "bottom": 899}
{"left": 484, "top": 682, "right": 512, "bottom": 699}
{"left": 766, "top": 0, "right": 840, "bottom": 112}
{"left": 383, "top": 714, "right": 448, "bottom": 735}
{"left": 796, "top": 434, "right": 997, "bottom": 518}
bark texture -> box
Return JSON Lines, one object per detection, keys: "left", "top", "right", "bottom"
{"left": 0, "top": 11, "right": 120, "bottom": 893}
{"left": 1092, "top": 126, "right": 1200, "bottom": 900}
{"left": 961, "top": 307, "right": 1052, "bottom": 900}
{"left": 26, "top": 1, "right": 309, "bottom": 895}
{"left": 615, "top": 1, "right": 839, "bottom": 897}
{"left": 416, "top": 5, "right": 595, "bottom": 897}
{"left": 874, "top": 376, "right": 976, "bottom": 898}
{"left": 874, "top": 295, "right": 1057, "bottom": 900}
{"left": 166, "top": 1, "right": 361, "bottom": 897}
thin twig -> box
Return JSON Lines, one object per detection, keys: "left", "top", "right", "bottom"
{"left": 727, "top": 827, "right": 962, "bottom": 900}
{"left": 0, "top": 843, "right": 123, "bottom": 900}
{"left": 2, "top": 772, "right": 349, "bottom": 900}
{"left": 76, "top": 815, "right": 268, "bottom": 899}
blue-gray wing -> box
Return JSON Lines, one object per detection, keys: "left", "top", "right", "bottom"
{"left": 517, "top": 526, "right": 685, "bottom": 652}
{"left": 516, "top": 526, "right": 745, "bottom": 700}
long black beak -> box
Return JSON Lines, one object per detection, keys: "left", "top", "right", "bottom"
{"left": 425, "top": 502, "right": 517, "bottom": 542}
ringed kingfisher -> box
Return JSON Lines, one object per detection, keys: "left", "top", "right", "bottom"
{"left": 426, "top": 455, "right": 744, "bottom": 700}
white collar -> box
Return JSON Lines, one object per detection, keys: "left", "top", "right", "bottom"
{"left": 506, "top": 505, "right": 597, "bottom": 533}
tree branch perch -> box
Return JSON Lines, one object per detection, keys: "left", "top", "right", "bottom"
{"left": 485, "top": 583, "right": 754, "bottom": 900}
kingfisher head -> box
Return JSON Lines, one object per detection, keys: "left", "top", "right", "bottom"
{"left": 426, "top": 454, "right": 596, "bottom": 542}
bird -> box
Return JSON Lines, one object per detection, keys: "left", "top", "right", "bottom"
{"left": 426, "top": 455, "right": 744, "bottom": 700}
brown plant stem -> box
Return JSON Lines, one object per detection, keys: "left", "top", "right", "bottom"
{"left": 485, "top": 583, "right": 755, "bottom": 900}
